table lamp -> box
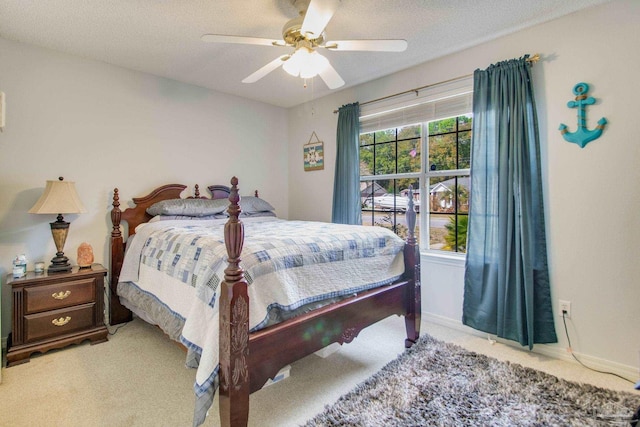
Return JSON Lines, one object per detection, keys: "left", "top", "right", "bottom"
{"left": 29, "top": 177, "right": 86, "bottom": 273}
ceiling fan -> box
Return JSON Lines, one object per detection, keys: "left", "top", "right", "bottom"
{"left": 201, "top": 0, "right": 407, "bottom": 89}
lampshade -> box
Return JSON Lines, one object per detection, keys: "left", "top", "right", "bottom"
{"left": 282, "top": 48, "right": 329, "bottom": 79}
{"left": 29, "top": 178, "right": 87, "bottom": 215}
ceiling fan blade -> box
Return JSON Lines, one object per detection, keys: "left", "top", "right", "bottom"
{"left": 324, "top": 39, "right": 408, "bottom": 52}
{"left": 201, "top": 34, "right": 284, "bottom": 47}
{"left": 301, "top": 0, "right": 340, "bottom": 39}
{"left": 242, "top": 55, "right": 289, "bottom": 83}
{"left": 318, "top": 62, "right": 345, "bottom": 89}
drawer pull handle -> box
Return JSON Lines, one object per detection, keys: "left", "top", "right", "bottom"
{"left": 52, "top": 290, "right": 71, "bottom": 300}
{"left": 52, "top": 316, "right": 71, "bottom": 327}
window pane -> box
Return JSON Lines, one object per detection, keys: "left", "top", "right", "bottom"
{"left": 397, "top": 138, "right": 421, "bottom": 173}
{"left": 359, "top": 133, "right": 374, "bottom": 146}
{"left": 429, "top": 177, "right": 455, "bottom": 213}
{"left": 398, "top": 124, "right": 421, "bottom": 139}
{"left": 458, "top": 114, "right": 472, "bottom": 131}
{"left": 458, "top": 130, "right": 471, "bottom": 169}
{"left": 429, "top": 117, "right": 456, "bottom": 134}
{"left": 428, "top": 175, "right": 468, "bottom": 253}
{"left": 429, "top": 213, "right": 451, "bottom": 250}
{"left": 359, "top": 145, "right": 374, "bottom": 176}
{"left": 457, "top": 177, "right": 470, "bottom": 213}
{"left": 361, "top": 179, "right": 420, "bottom": 242}
{"left": 374, "top": 141, "right": 396, "bottom": 175}
{"left": 429, "top": 133, "right": 456, "bottom": 171}
{"left": 374, "top": 128, "right": 395, "bottom": 143}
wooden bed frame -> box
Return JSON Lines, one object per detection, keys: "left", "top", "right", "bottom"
{"left": 109, "top": 177, "right": 421, "bottom": 427}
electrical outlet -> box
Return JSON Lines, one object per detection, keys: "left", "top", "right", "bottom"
{"left": 559, "top": 300, "right": 571, "bottom": 318}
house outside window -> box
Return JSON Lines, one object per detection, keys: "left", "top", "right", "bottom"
{"left": 358, "top": 78, "right": 473, "bottom": 256}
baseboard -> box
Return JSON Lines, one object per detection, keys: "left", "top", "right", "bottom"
{"left": 422, "top": 312, "right": 639, "bottom": 383}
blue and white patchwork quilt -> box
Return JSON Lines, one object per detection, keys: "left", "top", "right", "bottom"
{"left": 118, "top": 217, "right": 405, "bottom": 426}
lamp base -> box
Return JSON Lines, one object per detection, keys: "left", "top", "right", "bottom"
{"left": 48, "top": 251, "right": 71, "bottom": 273}
{"left": 48, "top": 215, "right": 72, "bottom": 273}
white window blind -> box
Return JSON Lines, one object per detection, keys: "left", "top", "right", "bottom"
{"left": 359, "top": 76, "right": 473, "bottom": 133}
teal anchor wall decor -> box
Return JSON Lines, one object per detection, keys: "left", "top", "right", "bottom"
{"left": 559, "top": 82, "right": 607, "bottom": 148}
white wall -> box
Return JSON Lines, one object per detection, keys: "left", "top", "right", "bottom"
{"left": 288, "top": 0, "right": 640, "bottom": 375}
{"left": 0, "top": 38, "right": 289, "bottom": 339}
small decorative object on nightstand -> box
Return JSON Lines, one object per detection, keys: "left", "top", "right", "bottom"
{"left": 6, "top": 264, "right": 108, "bottom": 366}
{"left": 77, "top": 242, "right": 94, "bottom": 268}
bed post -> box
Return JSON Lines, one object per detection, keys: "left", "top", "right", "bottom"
{"left": 403, "top": 186, "right": 421, "bottom": 348}
{"left": 219, "top": 177, "right": 250, "bottom": 427}
{"left": 110, "top": 188, "right": 133, "bottom": 325}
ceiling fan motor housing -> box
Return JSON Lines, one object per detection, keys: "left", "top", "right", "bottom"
{"left": 282, "top": 16, "right": 324, "bottom": 47}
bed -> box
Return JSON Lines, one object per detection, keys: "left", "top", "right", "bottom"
{"left": 109, "top": 177, "right": 421, "bottom": 427}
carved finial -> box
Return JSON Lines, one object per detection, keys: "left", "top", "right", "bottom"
{"left": 224, "top": 177, "right": 244, "bottom": 283}
{"left": 111, "top": 188, "right": 122, "bottom": 237}
{"left": 227, "top": 177, "right": 241, "bottom": 219}
{"left": 194, "top": 184, "right": 200, "bottom": 198}
{"left": 113, "top": 188, "right": 120, "bottom": 208}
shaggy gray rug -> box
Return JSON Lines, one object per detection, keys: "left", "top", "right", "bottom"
{"left": 303, "top": 334, "right": 640, "bottom": 427}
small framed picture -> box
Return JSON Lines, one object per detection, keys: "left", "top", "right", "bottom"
{"left": 304, "top": 132, "right": 324, "bottom": 172}
{"left": 304, "top": 141, "right": 324, "bottom": 171}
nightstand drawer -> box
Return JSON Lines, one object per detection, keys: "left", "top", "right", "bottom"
{"left": 24, "top": 278, "right": 95, "bottom": 314}
{"left": 24, "top": 304, "right": 96, "bottom": 343}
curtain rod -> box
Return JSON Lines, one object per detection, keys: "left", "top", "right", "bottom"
{"left": 333, "top": 53, "right": 540, "bottom": 114}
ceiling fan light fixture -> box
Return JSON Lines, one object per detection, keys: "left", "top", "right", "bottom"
{"left": 202, "top": 0, "right": 406, "bottom": 89}
{"left": 283, "top": 48, "right": 329, "bottom": 79}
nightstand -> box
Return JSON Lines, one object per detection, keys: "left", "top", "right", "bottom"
{"left": 6, "top": 264, "right": 108, "bottom": 366}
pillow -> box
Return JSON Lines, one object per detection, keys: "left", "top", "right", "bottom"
{"left": 239, "top": 196, "right": 275, "bottom": 214}
{"left": 149, "top": 213, "right": 228, "bottom": 222}
{"left": 147, "top": 198, "right": 229, "bottom": 217}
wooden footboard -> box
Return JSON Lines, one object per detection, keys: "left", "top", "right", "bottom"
{"left": 218, "top": 177, "right": 421, "bottom": 427}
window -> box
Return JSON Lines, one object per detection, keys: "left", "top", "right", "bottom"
{"left": 358, "top": 78, "right": 473, "bottom": 255}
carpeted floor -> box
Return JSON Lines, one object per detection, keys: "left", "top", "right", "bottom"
{"left": 303, "top": 334, "right": 640, "bottom": 427}
{"left": 0, "top": 316, "right": 638, "bottom": 426}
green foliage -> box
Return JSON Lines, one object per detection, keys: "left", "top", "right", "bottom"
{"left": 443, "top": 215, "right": 468, "bottom": 253}
{"left": 428, "top": 115, "right": 472, "bottom": 171}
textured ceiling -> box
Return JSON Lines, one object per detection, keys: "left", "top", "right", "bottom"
{"left": 0, "top": 0, "right": 611, "bottom": 108}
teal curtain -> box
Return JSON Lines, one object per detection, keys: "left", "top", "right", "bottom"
{"left": 463, "top": 56, "right": 557, "bottom": 349}
{"left": 332, "top": 102, "right": 361, "bottom": 224}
